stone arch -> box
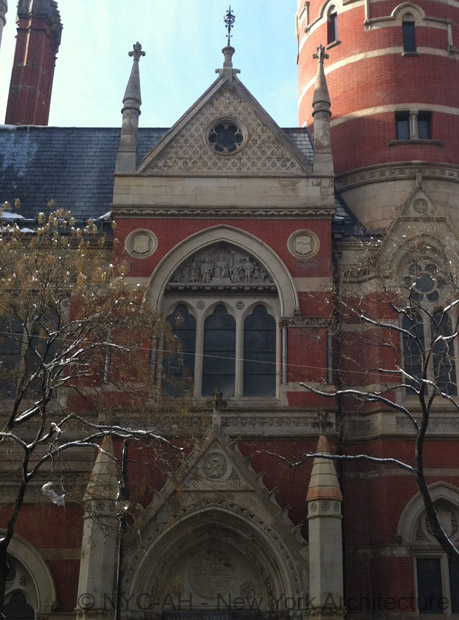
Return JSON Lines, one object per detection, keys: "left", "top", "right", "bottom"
{"left": 147, "top": 225, "right": 298, "bottom": 317}
{"left": 3, "top": 533, "right": 57, "bottom": 614}
{"left": 391, "top": 3, "right": 426, "bottom": 25}
{"left": 397, "top": 482, "right": 459, "bottom": 543}
{"left": 125, "top": 503, "right": 304, "bottom": 613}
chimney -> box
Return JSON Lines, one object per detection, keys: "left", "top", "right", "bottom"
{"left": 5, "top": 0, "right": 62, "bottom": 125}
{"left": 0, "top": 1, "right": 7, "bottom": 51}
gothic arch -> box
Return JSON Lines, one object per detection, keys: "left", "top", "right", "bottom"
{"left": 3, "top": 532, "right": 57, "bottom": 614}
{"left": 147, "top": 226, "right": 298, "bottom": 317}
{"left": 397, "top": 482, "right": 459, "bottom": 543}
{"left": 125, "top": 503, "right": 304, "bottom": 612}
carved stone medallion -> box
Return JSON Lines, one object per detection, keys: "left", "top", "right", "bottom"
{"left": 201, "top": 452, "right": 228, "bottom": 480}
{"left": 288, "top": 230, "right": 320, "bottom": 259}
{"left": 125, "top": 229, "right": 158, "bottom": 258}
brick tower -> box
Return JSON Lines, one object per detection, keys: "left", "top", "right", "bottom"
{"left": 296, "top": 0, "right": 459, "bottom": 230}
{"left": 5, "top": 0, "right": 62, "bottom": 125}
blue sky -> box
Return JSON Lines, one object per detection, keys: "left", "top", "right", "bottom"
{"left": 0, "top": 0, "right": 302, "bottom": 128}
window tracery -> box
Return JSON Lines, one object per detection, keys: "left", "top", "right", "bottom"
{"left": 401, "top": 259, "right": 457, "bottom": 395}
{"left": 163, "top": 242, "right": 279, "bottom": 399}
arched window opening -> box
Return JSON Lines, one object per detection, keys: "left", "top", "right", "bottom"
{"left": 402, "top": 14, "right": 416, "bottom": 52}
{"left": 402, "top": 312, "right": 425, "bottom": 393}
{"left": 3, "top": 593, "right": 35, "bottom": 620}
{"left": 327, "top": 10, "right": 338, "bottom": 43}
{"left": 164, "top": 305, "right": 196, "bottom": 395}
{"left": 431, "top": 311, "right": 457, "bottom": 395}
{"left": 243, "top": 305, "right": 276, "bottom": 397}
{"left": 202, "top": 305, "right": 236, "bottom": 397}
{"left": 413, "top": 500, "right": 459, "bottom": 614}
{"left": 402, "top": 261, "right": 457, "bottom": 396}
{"left": 162, "top": 241, "right": 280, "bottom": 399}
{"left": 3, "top": 555, "right": 38, "bottom": 620}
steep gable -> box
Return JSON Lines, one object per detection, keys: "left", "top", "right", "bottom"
{"left": 138, "top": 77, "right": 312, "bottom": 177}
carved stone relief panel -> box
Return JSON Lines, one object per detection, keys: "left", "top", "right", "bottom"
{"left": 166, "top": 242, "right": 276, "bottom": 293}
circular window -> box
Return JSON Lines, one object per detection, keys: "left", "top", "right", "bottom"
{"left": 207, "top": 119, "right": 246, "bottom": 155}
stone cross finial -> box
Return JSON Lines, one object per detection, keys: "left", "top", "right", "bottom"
{"left": 313, "top": 44, "right": 329, "bottom": 64}
{"left": 312, "top": 411, "right": 333, "bottom": 435}
{"left": 129, "top": 42, "right": 145, "bottom": 62}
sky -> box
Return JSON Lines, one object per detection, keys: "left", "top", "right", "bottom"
{"left": 0, "top": 0, "right": 302, "bottom": 128}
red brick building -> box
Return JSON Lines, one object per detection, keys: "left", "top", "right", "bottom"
{"left": 1, "top": 0, "right": 459, "bottom": 619}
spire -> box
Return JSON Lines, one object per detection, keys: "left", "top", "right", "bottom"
{"left": 312, "top": 45, "right": 331, "bottom": 117}
{"left": 306, "top": 428, "right": 345, "bottom": 620}
{"left": 216, "top": 7, "right": 240, "bottom": 79}
{"left": 312, "top": 44, "right": 334, "bottom": 175}
{"left": 116, "top": 42, "right": 145, "bottom": 174}
{"left": 77, "top": 436, "right": 120, "bottom": 620}
{"left": 83, "top": 435, "right": 119, "bottom": 502}
{"left": 306, "top": 433, "right": 343, "bottom": 502}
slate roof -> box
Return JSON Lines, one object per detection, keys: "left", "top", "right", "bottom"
{"left": 0, "top": 124, "right": 315, "bottom": 224}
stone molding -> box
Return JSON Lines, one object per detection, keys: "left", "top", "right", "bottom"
{"left": 336, "top": 163, "right": 459, "bottom": 192}
{"left": 112, "top": 206, "right": 335, "bottom": 219}
{"left": 148, "top": 225, "right": 299, "bottom": 315}
{"left": 279, "top": 316, "right": 330, "bottom": 328}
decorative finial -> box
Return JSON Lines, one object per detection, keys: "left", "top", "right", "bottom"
{"left": 129, "top": 42, "right": 145, "bottom": 62}
{"left": 224, "top": 6, "right": 236, "bottom": 46}
{"left": 313, "top": 44, "right": 329, "bottom": 64}
{"left": 312, "top": 411, "right": 333, "bottom": 435}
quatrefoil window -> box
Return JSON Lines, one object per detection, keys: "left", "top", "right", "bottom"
{"left": 207, "top": 120, "right": 245, "bottom": 154}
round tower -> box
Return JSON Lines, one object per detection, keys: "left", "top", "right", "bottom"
{"left": 297, "top": 0, "right": 459, "bottom": 228}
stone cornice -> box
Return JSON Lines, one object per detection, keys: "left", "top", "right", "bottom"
{"left": 336, "top": 162, "right": 459, "bottom": 192}
{"left": 111, "top": 206, "right": 335, "bottom": 219}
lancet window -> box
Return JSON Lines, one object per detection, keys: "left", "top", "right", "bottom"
{"left": 162, "top": 242, "right": 279, "bottom": 399}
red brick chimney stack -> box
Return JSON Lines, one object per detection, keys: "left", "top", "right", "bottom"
{"left": 0, "top": 1, "right": 7, "bottom": 50}
{"left": 5, "top": 0, "right": 62, "bottom": 125}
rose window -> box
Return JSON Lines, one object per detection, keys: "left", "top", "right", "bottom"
{"left": 404, "top": 263, "right": 446, "bottom": 302}
{"left": 208, "top": 120, "right": 244, "bottom": 154}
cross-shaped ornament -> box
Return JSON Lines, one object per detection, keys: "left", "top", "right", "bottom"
{"left": 129, "top": 42, "right": 146, "bottom": 62}
{"left": 313, "top": 44, "right": 329, "bottom": 64}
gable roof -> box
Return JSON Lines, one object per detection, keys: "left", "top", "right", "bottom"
{"left": 0, "top": 125, "right": 313, "bottom": 224}
{"left": 138, "top": 72, "right": 312, "bottom": 176}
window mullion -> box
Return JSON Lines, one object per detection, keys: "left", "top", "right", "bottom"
{"left": 234, "top": 314, "right": 243, "bottom": 398}
{"left": 195, "top": 315, "right": 204, "bottom": 398}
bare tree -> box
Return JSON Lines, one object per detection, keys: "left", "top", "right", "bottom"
{"left": 300, "top": 230, "right": 459, "bottom": 563}
{"left": 0, "top": 202, "right": 183, "bottom": 608}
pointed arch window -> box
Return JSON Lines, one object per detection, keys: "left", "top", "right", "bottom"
{"left": 402, "top": 262, "right": 457, "bottom": 395}
{"left": 243, "top": 305, "right": 276, "bottom": 397}
{"left": 202, "top": 305, "right": 236, "bottom": 397}
{"left": 163, "top": 242, "right": 279, "bottom": 399}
